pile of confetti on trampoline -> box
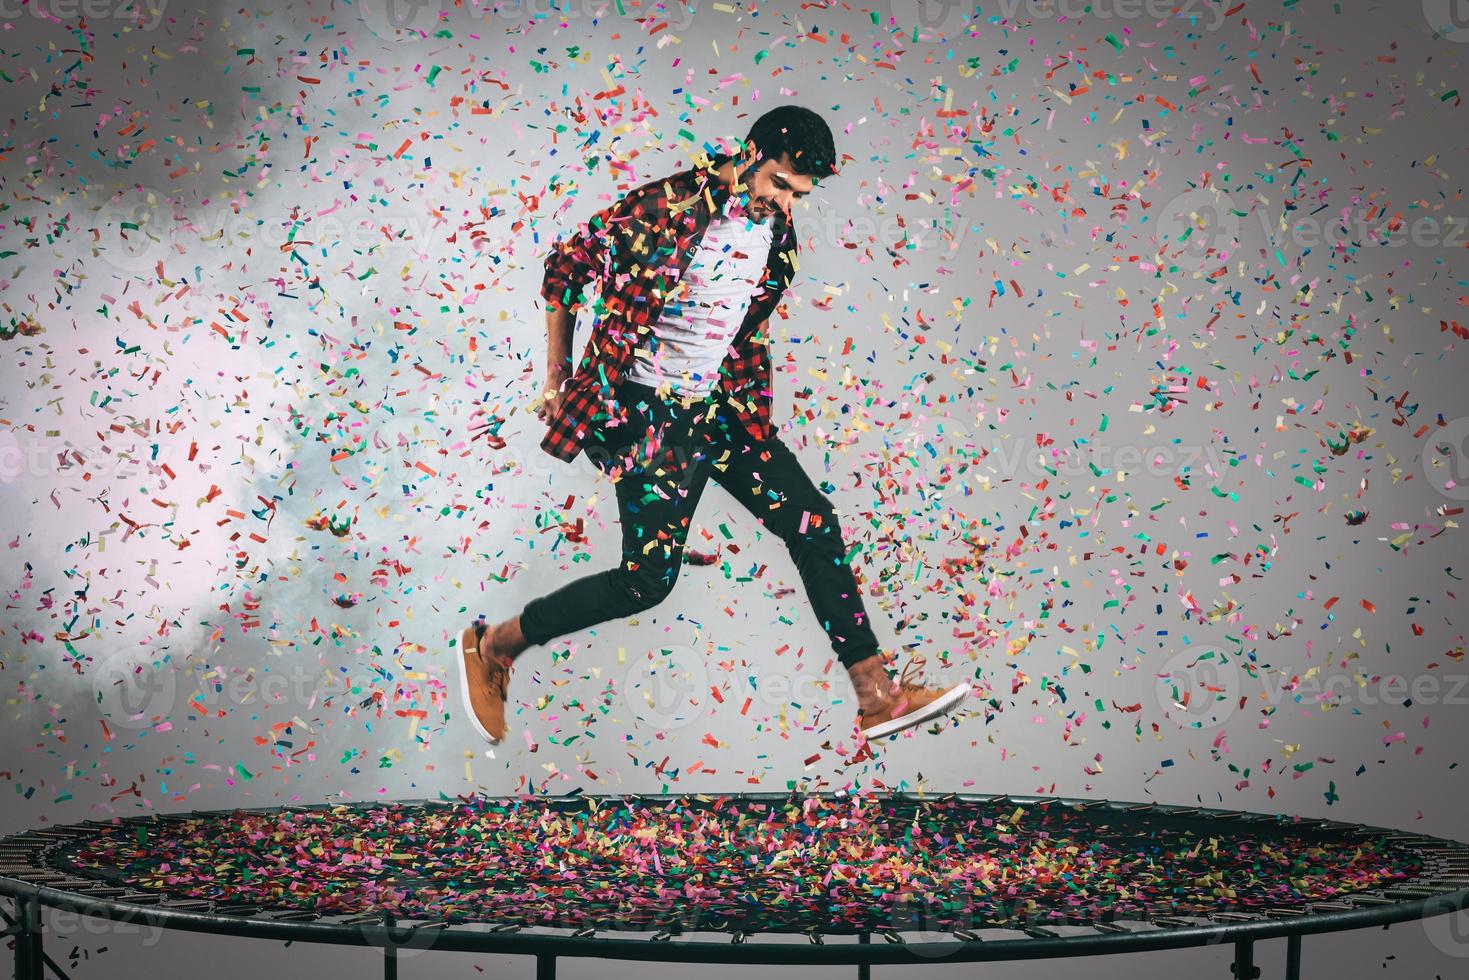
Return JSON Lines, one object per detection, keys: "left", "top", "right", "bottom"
{"left": 5, "top": 793, "right": 1469, "bottom": 978}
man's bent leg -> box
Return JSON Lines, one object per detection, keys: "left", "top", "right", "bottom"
{"left": 705, "top": 426, "right": 881, "bottom": 670}
{"left": 519, "top": 412, "right": 714, "bottom": 649}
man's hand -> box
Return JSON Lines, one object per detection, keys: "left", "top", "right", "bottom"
{"left": 534, "top": 366, "right": 573, "bottom": 424}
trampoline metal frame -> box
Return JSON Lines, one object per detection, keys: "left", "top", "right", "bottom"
{"left": 4, "top": 792, "right": 1469, "bottom": 980}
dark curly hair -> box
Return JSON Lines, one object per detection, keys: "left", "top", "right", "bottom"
{"left": 744, "top": 105, "right": 839, "bottom": 180}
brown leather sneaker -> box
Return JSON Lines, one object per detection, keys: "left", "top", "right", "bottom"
{"left": 856, "top": 657, "right": 971, "bottom": 739}
{"left": 457, "top": 621, "right": 510, "bottom": 743}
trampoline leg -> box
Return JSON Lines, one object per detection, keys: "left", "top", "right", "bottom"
{"left": 382, "top": 912, "right": 396, "bottom": 980}
{"left": 1231, "top": 939, "right": 1260, "bottom": 980}
{"left": 14, "top": 892, "right": 42, "bottom": 980}
{"left": 1286, "top": 933, "right": 1302, "bottom": 980}
{"left": 536, "top": 953, "right": 556, "bottom": 980}
{"left": 858, "top": 931, "right": 870, "bottom": 980}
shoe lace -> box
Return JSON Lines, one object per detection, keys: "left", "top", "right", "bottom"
{"left": 487, "top": 657, "right": 511, "bottom": 699}
{"left": 894, "top": 655, "right": 930, "bottom": 695}
{"left": 477, "top": 628, "right": 511, "bottom": 699}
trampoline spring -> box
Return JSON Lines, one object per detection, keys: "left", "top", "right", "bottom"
{"left": 489, "top": 923, "right": 521, "bottom": 933}
{"left": 117, "top": 893, "right": 165, "bottom": 906}
{"left": 213, "top": 904, "right": 265, "bottom": 917}
{"left": 1260, "top": 908, "right": 1307, "bottom": 918}
{"left": 730, "top": 930, "right": 748, "bottom": 944}
{"left": 1152, "top": 916, "right": 1201, "bottom": 928}
{"left": 1382, "top": 887, "right": 1440, "bottom": 899}
{"left": 1021, "top": 926, "right": 1060, "bottom": 939}
{"left": 339, "top": 912, "right": 389, "bottom": 926}
{"left": 1211, "top": 912, "right": 1259, "bottom": 923}
{"left": 651, "top": 930, "right": 674, "bottom": 942}
{"left": 1091, "top": 921, "right": 1131, "bottom": 934}
{"left": 268, "top": 910, "right": 322, "bottom": 923}
{"left": 880, "top": 931, "right": 905, "bottom": 944}
{"left": 11, "top": 874, "right": 76, "bottom": 885}
{"left": 951, "top": 929, "right": 982, "bottom": 942}
{"left": 807, "top": 931, "right": 825, "bottom": 945}
{"left": 571, "top": 927, "right": 597, "bottom": 939}
{"left": 160, "top": 900, "right": 211, "bottom": 913}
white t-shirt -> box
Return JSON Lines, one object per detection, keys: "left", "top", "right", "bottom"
{"left": 624, "top": 193, "right": 774, "bottom": 396}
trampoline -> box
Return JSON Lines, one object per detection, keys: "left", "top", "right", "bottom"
{"left": 3, "top": 793, "right": 1468, "bottom": 979}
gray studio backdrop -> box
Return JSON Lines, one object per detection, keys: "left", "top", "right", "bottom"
{"left": 2, "top": 0, "right": 1468, "bottom": 976}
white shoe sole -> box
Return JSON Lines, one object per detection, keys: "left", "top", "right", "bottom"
{"left": 860, "top": 681, "right": 972, "bottom": 739}
{"left": 457, "top": 626, "right": 503, "bottom": 744}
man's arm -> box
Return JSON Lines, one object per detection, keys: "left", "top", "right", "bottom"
{"left": 539, "top": 184, "right": 658, "bottom": 396}
{"left": 539, "top": 183, "right": 651, "bottom": 320}
{"left": 546, "top": 304, "right": 576, "bottom": 378}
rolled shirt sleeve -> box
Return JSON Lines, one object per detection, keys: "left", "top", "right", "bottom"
{"left": 540, "top": 185, "right": 650, "bottom": 316}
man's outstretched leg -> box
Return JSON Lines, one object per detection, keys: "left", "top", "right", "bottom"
{"left": 458, "top": 390, "right": 713, "bottom": 742}
{"left": 704, "top": 418, "right": 970, "bottom": 740}
{"left": 455, "top": 615, "right": 529, "bottom": 743}
{"left": 846, "top": 650, "right": 972, "bottom": 740}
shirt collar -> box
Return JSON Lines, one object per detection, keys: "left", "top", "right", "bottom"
{"left": 701, "top": 151, "right": 736, "bottom": 215}
{"left": 692, "top": 150, "right": 791, "bottom": 249}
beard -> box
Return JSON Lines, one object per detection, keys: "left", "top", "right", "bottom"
{"left": 731, "top": 158, "right": 793, "bottom": 233}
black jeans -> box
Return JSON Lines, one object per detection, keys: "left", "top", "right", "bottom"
{"left": 518, "top": 378, "right": 882, "bottom": 669}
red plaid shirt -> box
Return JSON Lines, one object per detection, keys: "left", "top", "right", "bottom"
{"left": 538, "top": 152, "right": 799, "bottom": 465}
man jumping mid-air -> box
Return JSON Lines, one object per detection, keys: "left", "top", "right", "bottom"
{"left": 461, "top": 105, "right": 971, "bottom": 747}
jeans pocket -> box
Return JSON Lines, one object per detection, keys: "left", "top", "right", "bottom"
{"left": 586, "top": 384, "right": 658, "bottom": 474}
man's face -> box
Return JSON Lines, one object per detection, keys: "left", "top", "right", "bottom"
{"left": 738, "top": 150, "right": 815, "bottom": 224}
